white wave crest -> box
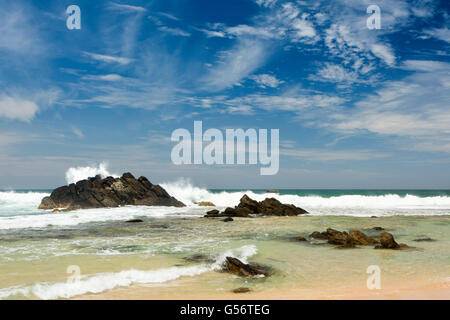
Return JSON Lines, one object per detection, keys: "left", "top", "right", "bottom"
{"left": 0, "top": 191, "right": 50, "bottom": 216}
{"left": 65, "top": 162, "right": 118, "bottom": 184}
{"left": 160, "top": 180, "right": 450, "bottom": 211}
{"left": 0, "top": 245, "right": 258, "bottom": 300}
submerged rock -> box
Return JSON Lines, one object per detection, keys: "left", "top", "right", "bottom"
{"left": 266, "top": 190, "right": 279, "bottom": 194}
{"left": 223, "top": 217, "right": 234, "bottom": 222}
{"left": 372, "top": 227, "right": 384, "bottom": 231}
{"left": 205, "top": 195, "right": 308, "bottom": 218}
{"left": 38, "top": 172, "right": 185, "bottom": 211}
{"left": 232, "top": 287, "right": 251, "bottom": 293}
{"left": 413, "top": 237, "right": 435, "bottom": 242}
{"left": 183, "top": 254, "right": 215, "bottom": 263}
{"left": 295, "top": 236, "right": 307, "bottom": 241}
{"left": 125, "top": 219, "right": 144, "bottom": 223}
{"left": 223, "top": 257, "right": 271, "bottom": 277}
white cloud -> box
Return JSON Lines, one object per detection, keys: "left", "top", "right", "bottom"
{"left": 198, "top": 29, "right": 227, "bottom": 38}
{"left": 225, "top": 25, "right": 280, "bottom": 39}
{"left": 423, "top": 27, "right": 450, "bottom": 43}
{"left": 326, "top": 61, "right": 450, "bottom": 152}
{"left": 0, "top": 4, "right": 43, "bottom": 54}
{"left": 83, "top": 74, "right": 125, "bottom": 81}
{"left": 401, "top": 60, "right": 449, "bottom": 72}
{"left": 311, "top": 63, "right": 359, "bottom": 83}
{"left": 202, "top": 39, "right": 269, "bottom": 91}
{"left": 84, "top": 52, "right": 134, "bottom": 65}
{"left": 225, "top": 91, "right": 345, "bottom": 113}
{"left": 250, "top": 74, "right": 284, "bottom": 88}
{"left": 109, "top": 3, "right": 147, "bottom": 13}
{"left": 255, "top": 0, "right": 277, "bottom": 8}
{"left": 158, "top": 26, "right": 191, "bottom": 37}
{"left": 370, "top": 44, "right": 395, "bottom": 66}
{"left": 71, "top": 126, "right": 84, "bottom": 138}
{"left": 158, "top": 12, "right": 179, "bottom": 21}
{"left": 0, "top": 95, "right": 39, "bottom": 122}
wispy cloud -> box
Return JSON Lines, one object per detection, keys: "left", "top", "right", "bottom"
{"left": 84, "top": 52, "right": 134, "bottom": 65}
{"left": 82, "top": 74, "right": 125, "bottom": 81}
{"left": 423, "top": 27, "right": 450, "bottom": 43}
{"left": 158, "top": 12, "right": 180, "bottom": 21}
{"left": 282, "top": 148, "right": 389, "bottom": 161}
{"left": 71, "top": 126, "right": 84, "bottom": 138}
{"left": 108, "top": 2, "right": 147, "bottom": 13}
{"left": 202, "top": 39, "right": 269, "bottom": 91}
{"left": 158, "top": 26, "right": 191, "bottom": 37}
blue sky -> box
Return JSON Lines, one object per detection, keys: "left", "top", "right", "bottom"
{"left": 0, "top": 0, "right": 449, "bottom": 189}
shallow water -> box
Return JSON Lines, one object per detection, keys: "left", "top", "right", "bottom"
{"left": 0, "top": 187, "right": 449, "bottom": 299}
{"left": 0, "top": 214, "right": 449, "bottom": 299}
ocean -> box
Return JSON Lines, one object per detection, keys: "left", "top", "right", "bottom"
{"left": 0, "top": 182, "right": 449, "bottom": 299}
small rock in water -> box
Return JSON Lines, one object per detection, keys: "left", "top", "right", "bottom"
{"left": 375, "top": 232, "right": 402, "bottom": 249}
{"left": 204, "top": 209, "right": 219, "bottom": 217}
{"left": 371, "top": 216, "right": 378, "bottom": 218}
{"left": 52, "top": 208, "right": 70, "bottom": 213}
{"left": 266, "top": 190, "right": 279, "bottom": 194}
{"left": 310, "top": 231, "right": 328, "bottom": 240}
{"left": 197, "top": 201, "right": 216, "bottom": 207}
{"left": 125, "top": 219, "right": 144, "bottom": 223}
{"left": 223, "top": 257, "right": 271, "bottom": 277}
{"left": 296, "top": 236, "right": 307, "bottom": 241}
{"left": 372, "top": 227, "right": 384, "bottom": 231}
{"left": 232, "top": 287, "right": 251, "bottom": 293}
{"left": 413, "top": 238, "right": 435, "bottom": 242}
{"left": 223, "top": 217, "right": 234, "bottom": 222}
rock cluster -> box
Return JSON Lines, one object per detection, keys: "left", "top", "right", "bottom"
{"left": 309, "top": 228, "right": 408, "bottom": 249}
{"left": 38, "top": 172, "right": 185, "bottom": 211}
{"left": 205, "top": 195, "right": 308, "bottom": 218}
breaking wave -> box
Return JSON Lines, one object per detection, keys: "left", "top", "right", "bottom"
{"left": 0, "top": 245, "right": 258, "bottom": 300}
{"left": 65, "top": 162, "right": 118, "bottom": 185}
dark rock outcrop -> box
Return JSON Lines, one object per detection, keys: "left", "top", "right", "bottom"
{"left": 205, "top": 195, "right": 307, "bottom": 218}
{"left": 375, "top": 232, "right": 400, "bottom": 249}
{"left": 223, "top": 257, "right": 271, "bottom": 277}
{"left": 39, "top": 173, "right": 185, "bottom": 211}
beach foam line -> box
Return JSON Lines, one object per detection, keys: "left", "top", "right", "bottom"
{"left": 161, "top": 180, "right": 450, "bottom": 210}
{"left": 0, "top": 245, "right": 257, "bottom": 300}
{"left": 0, "top": 205, "right": 205, "bottom": 230}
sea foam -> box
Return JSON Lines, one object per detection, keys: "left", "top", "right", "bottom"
{"left": 0, "top": 245, "right": 258, "bottom": 300}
